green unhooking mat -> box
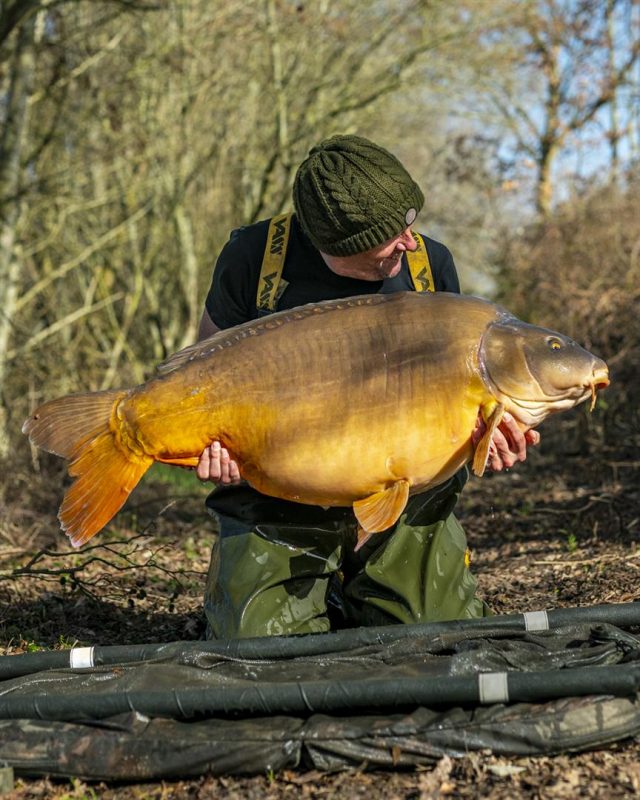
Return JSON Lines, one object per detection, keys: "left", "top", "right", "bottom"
{"left": 1, "top": 602, "right": 640, "bottom": 779}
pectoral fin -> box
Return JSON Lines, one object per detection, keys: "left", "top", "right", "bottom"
{"left": 472, "top": 403, "right": 505, "bottom": 477}
{"left": 352, "top": 479, "right": 410, "bottom": 551}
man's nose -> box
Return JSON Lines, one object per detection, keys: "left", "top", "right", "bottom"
{"left": 397, "top": 227, "right": 418, "bottom": 251}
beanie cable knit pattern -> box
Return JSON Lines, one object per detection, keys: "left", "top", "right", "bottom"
{"left": 293, "top": 135, "right": 424, "bottom": 256}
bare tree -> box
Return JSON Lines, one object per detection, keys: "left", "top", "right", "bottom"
{"left": 476, "top": 0, "right": 640, "bottom": 216}
{"left": 0, "top": 1, "right": 161, "bottom": 454}
{"left": 0, "top": 15, "right": 36, "bottom": 457}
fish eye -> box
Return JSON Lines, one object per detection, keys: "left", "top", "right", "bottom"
{"left": 547, "top": 337, "right": 563, "bottom": 351}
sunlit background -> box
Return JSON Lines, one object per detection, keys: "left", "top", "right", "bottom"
{"left": 1, "top": 0, "right": 638, "bottom": 461}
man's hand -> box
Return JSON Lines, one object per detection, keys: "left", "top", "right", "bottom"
{"left": 196, "top": 441, "right": 242, "bottom": 485}
{"left": 472, "top": 412, "right": 540, "bottom": 472}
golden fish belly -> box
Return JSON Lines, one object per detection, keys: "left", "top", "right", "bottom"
{"left": 227, "top": 368, "right": 490, "bottom": 507}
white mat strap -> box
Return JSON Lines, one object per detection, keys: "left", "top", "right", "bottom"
{"left": 69, "top": 646, "right": 95, "bottom": 669}
{"left": 478, "top": 672, "right": 510, "bottom": 704}
{"left": 523, "top": 610, "right": 550, "bottom": 631}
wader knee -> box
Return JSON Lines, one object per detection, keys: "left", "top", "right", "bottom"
{"left": 343, "top": 473, "right": 490, "bottom": 625}
{"left": 345, "top": 512, "right": 489, "bottom": 625}
{"left": 204, "top": 517, "right": 344, "bottom": 639}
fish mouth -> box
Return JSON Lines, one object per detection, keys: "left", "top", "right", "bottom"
{"left": 586, "top": 368, "right": 610, "bottom": 411}
{"left": 489, "top": 366, "right": 610, "bottom": 427}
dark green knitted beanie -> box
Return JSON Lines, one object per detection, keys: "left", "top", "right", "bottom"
{"left": 293, "top": 135, "right": 424, "bottom": 257}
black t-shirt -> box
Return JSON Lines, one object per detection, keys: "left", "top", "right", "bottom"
{"left": 205, "top": 215, "right": 460, "bottom": 329}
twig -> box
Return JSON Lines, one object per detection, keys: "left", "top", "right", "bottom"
{"left": 532, "top": 550, "right": 640, "bottom": 568}
{"left": 0, "top": 506, "right": 207, "bottom": 602}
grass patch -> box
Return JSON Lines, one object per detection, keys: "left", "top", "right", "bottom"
{"left": 141, "top": 462, "right": 207, "bottom": 493}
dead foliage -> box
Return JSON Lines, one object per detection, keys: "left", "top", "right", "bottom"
{"left": 494, "top": 179, "right": 640, "bottom": 456}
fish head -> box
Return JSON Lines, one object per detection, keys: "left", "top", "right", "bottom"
{"left": 478, "top": 316, "right": 610, "bottom": 427}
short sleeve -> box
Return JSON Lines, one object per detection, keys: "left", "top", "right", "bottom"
{"left": 204, "top": 230, "right": 260, "bottom": 329}
{"left": 437, "top": 246, "right": 460, "bottom": 293}
{"left": 423, "top": 236, "right": 460, "bottom": 293}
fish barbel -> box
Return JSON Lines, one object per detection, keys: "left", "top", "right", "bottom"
{"left": 22, "top": 292, "right": 609, "bottom": 548}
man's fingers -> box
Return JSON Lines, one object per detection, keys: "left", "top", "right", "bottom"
{"left": 219, "top": 446, "right": 232, "bottom": 483}
{"left": 471, "top": 415, "right": 487, "bottom": 447}
{"left": 228, "top": 459, "right": 241, "bottom": 482}
{"left": 489, "top": 428, "right": 513, "bottom": 470}
{"left": 196, "top": 442, "right": 223, "bottom": 482}
{"left": 525, "top": 429, "right": 541, "bottom": 446}
{"left": 488, "top": 441, "right": 502, "bottom": 472}
{"left": 475, "top": 409, "right": 540, "bottom": 474}
{"left": 196, "top": 445, "right": 212, "bottom": 481}
{"left": 219, "top": 447, "right": 242, "bottom": 484}
{"left": 498, "top": 413, "right": 527, "bottom": 462}
{"left": 195, "top": 442, "right": 242, "bottom": 484}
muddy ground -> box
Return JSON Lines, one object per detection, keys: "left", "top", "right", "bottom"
{"left": 1, "top": 415, "right": 639, "bottom": 799}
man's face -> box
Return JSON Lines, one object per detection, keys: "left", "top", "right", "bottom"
{"left": 322, "top": 227, "right": 418, "bottom": 281}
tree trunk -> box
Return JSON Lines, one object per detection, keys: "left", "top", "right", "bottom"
{"left": 0, "top": 19, "right": 35, "bottom": 457}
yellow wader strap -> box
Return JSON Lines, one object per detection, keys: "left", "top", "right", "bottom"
{"left": 406, "top": 231, "right": 435, "bottom": 293}
{"left": 257, "top": 213, "right": 292, "bottom": 312}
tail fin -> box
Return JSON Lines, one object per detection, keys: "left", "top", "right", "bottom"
{"left": 22, "top": 391, "right": 152, "bottom": 546}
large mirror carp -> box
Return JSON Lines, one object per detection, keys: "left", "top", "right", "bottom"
{"left": 23, "top": 292, "right": 609, "bottom": 548}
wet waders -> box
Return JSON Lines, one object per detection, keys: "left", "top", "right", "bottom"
{"left": 204, "top": 471, "right": 489, "bottom": 639}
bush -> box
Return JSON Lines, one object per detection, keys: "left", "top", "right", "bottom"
{"left": 494, "top": 178, "right": 640, "bottom": 459}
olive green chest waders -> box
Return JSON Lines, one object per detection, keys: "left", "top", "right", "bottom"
{"left": 204, "top": 470, "right": 490, "bottom": 639}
